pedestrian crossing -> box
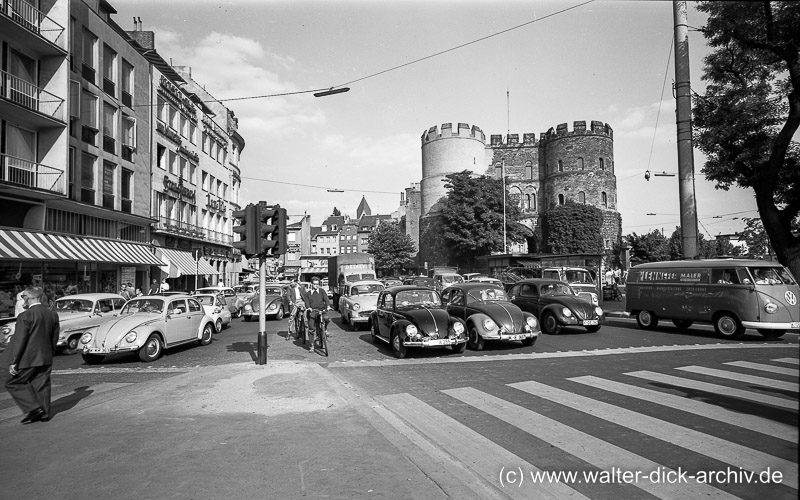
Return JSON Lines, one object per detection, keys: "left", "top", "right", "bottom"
{"left": 374, "top": 357, "right": 798, "bottom": 499}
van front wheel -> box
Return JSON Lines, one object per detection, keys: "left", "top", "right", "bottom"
{"left": 714, "top": 313, "right": 745, "bottom": 340}
{"left": 636, "top": 310, "right": 658, "bottom": 330}
{"left": 757, "top": 329, "right": 785, "bottom": 339}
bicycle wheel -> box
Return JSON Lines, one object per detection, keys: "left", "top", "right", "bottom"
{"left": 319, "top": 320, "right": 328, "bottom": 357}
{"left": 300, "top": 311, "right": 307, "bottom": 345}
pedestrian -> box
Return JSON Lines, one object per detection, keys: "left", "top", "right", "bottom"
{"left": 286, "top": 279, "right": 310, "bottom": 341}
{"left": 613, "top": 267, "right": 621, "bottom": 285}
{"left": 160, "top": 278, "right": 170, "bottom": 292}
{"left": 305, "top": 277, "right": 331, "bottom": 352}
{"left": 118, "top": 283, "right": 132, "bottom": 301}
{"left": 604, "top": 268, "right": 614, "bottom": 287}
{"left": 14, "top": 290, "right": 26, "bottom": 317}
{"left": 148, "top": 279, "right": 161, "bottom": 295}
{"left": 4, "top": 286, "right": 60, "bottom": 424}
{"left": 135, "top": 287, "right": 143, "bottom": 297}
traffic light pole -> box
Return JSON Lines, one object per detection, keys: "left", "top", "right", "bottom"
{"left": 257, "top": 253, "right": 267, "bottom": 365}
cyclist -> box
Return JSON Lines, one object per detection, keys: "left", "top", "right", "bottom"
{"left": 286, "top": 279, "right": 310, "bottom": 341}
{"left": 305, "top": 276, "right": 331, "bottom": 353}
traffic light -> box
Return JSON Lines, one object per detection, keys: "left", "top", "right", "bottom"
{"left": 257, "top": 203, "right": 288, "bottom": 255}
{"left": 232, "top": 203, "right": 259, "bottom": 258}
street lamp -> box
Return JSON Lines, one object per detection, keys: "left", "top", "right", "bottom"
{"left": 314, "top": 87, "right": 350, "bottom": 97}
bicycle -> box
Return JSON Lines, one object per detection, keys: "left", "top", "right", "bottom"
{"left": 290, "top": 304, "right": 308, "bottom": 345}
{"left": 307, "top": 308, "right": 329, "bottom": 357}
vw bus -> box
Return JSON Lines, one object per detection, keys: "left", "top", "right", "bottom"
{"left": 625, "top": 259, "right": 799, "bottom": 339}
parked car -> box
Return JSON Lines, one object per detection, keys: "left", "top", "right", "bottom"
{"left": 369, "top": 285, "right": 467, "bottom": 358}
{"left": 193, "top": 293, "right": 232, "bottom": 332}
{"left": 507, "top": 279, "right": 604, "bottom": 334}
{"left": 233, "top": 284, "right": 256, "bottom": 305}
{"left": 80, "top": 295, "right": 214, "bottom": 363}
{"left": 196, "top": 286, "right": 241, "bottom": 317}
{"left": 441, "top": 283, "right": 539, "bottom": 350}
{"left": 242, "top": 284, "right": 289, "bottom": 322}
{"left": 381, "top": 278, "right": 404, "bottom": 288}
{"left": 339, "top": 280, "right": 384, "bottom": 331}
{"left": 402, "top": 277, "right": 437, "bottom": 289}
{"left": 1, "top": 293, "right": 126, "bottom": 352}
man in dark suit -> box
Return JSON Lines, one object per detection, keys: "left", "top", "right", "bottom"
{"left": 5, "top": 286, "right": 60, "bottom": 424}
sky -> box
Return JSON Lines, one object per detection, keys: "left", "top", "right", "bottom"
{"left": 112, "top": 0, "right": 764, "bottom": 239}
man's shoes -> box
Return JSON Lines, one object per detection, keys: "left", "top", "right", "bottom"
{"left": 21, "top": 407, "right": 48, "bottom": 424}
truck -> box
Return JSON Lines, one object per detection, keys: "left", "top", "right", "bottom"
{"left": 541, "top": 266, "right": 599, "bottom": 305}
{"left": 328, "top": 253, "right": 376, "bottom": 305}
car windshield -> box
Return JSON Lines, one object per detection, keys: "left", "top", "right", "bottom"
{"left": 121, "top": 299, "right": 164, "bottom": 314}
{"left": 53, "top": 299, "right": 93, "bottom": 312}
{"left": 264, "top": 287, "right": 283, "bottom": 295}
{"left": 413, "top": 278, "right": 435, "bottom": 287}
{"left": 748, "top": 267, "right": 796, "bottom": 285}
{"left": 234, "top": 286, "right": 254, "bottom": 294}
{"left": 395, "top": 290, "right": 441, "bottom": 307}
{"left": 441, "top": 275, "right": 463, "bottom": 284}
{"left": 352, "top": 284, "right": 384, "bottom": 295}
{"left": 194, "top": 295, "right": 216, "bottom": 306}
{"left": 540, "top": 283, "right": 575, "bottom": 296}
{"left": 564, "top": 270, "right": 594, "bottom": 284}
{"left": 467, "top": 287, "right": 508, "bottom": 303}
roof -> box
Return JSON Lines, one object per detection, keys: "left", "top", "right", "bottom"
{"left": 631, "top": 259, "right": 782, "bottom": 269}
{"left": 356, "top": 196, "right": 372, "bottom": 218}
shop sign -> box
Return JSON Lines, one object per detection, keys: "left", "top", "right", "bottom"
{"left": 207, "top": 193, "right": 226, "bottom": 212}
{"left": 121, "top": 266, "right": 136, "bottom": 287}
{"left": 156, "top": 121, "right": 182, "bottom": 145}
{"left": 163, "top": 175, "right": 195, "bottom": 199}
{"left": 177, "top": 145, "right": 200, "bottom": 163}
{"left": 159, "top": 76, "right": 196, "bottom": 119}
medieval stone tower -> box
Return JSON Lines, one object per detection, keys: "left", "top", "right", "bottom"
{"left": 412, "top": 120, "right": 621, "bottom": 253}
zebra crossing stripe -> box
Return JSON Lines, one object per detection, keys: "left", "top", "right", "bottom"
{"left": 772, "top": 358, "right": 799, "bottom": 365}
{"left": 443, "top": 387, "right": 737, "bottom": 500}
{"left": 568, "top": 376, "right": 798, "bottom": 442}
{"left": 624, "top": 371, "right": 798, "bottom": 411}
{"left": 723, "top": 361, "right": 800, "bottom": 377}
{"left": 376, "top": 392, "right": 590, "bottom": 500}
{"left": 676, "top": 366, "right": 799, "bottom": 392}
{"left": 510, "top": 380, "right": 798, "bottom": 490}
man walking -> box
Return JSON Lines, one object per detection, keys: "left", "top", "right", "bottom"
{"left": 5, "top": 286, "right": 60, "bottom": 424}
{"left": 286, "top": 280, "right": 310, "bottom": 341}
{"left": 306, "top": 277, "right": 330, "bottom": 353}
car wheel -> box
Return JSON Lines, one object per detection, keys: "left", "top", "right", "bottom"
{"left": 521, "top": 336, "right": 536, "bottom": 347}
{"left": 757, "top": 329, "right": 785, "bottom": 339}
{"left": 82, "top": 353, "right": 103, "bottom": 365}
{"left": 542, "top": 312, "right": 562, "bottom": 335}
{"left": 635, "top": 310, "right": 658, "bottom": 330}
{"left": 200, "top": 323, "right": 213, "bottom": 345}
{"left": 672, "top": 319, "right": 693, "bottom": 330}
{"left": 371, "top": 320, "right": 381, "bottom": 344}
{"left": 452, "top": 341, "right": 466, "bottom": 354}
{"left": 139, "top": 334, "right": 162, "bottom": 362}
{"left": 468, "top": 326, "right": 484, "bottom": 351}
{"left": 275, "top": 306, "right": 284, "bottom": 321}
{"left": 67, "top": 335, "right": 80, "bottom": 350}
{"left": 585, "top": 325, "right": 601, "bottom": 333}
{"left": 714, "top": 313, "right": 745, "bottom": 340}
{"left": 215, "top": 319, "right": 223, "bottom": 333}
{"left": 391, "top": 333, "right": 407, "bottom": 359}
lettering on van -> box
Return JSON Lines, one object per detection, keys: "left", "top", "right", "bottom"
{"left": 634, "top": 269, "right": 709, "bottom": 284}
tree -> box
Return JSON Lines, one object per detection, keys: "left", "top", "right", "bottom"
{"left": 331, "top": 207, "right": 341, "bottom": 217}
{"left": 436, "top": 171, "right": 532, "bottom": 269}
{"left": 667, "top": 227, "right": 740, "bottom": 259}
{"left": 541, "top": 201, "right": 605, "bottom": 254}
{"left": 693, "top": 1, "right": 800, "bottom": 278}
{"left": 738, "top": 216, "right": 775, "bottom": 258}
{"left": 627, "top": 230, "right": 670, "bottom": 266}
{"left": 367, "top": 220, "right": 416, "bottom": 276}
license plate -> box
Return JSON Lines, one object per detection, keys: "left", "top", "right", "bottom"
{"left": 87, "top": 347, "right": 109, "bottom": 354}
{"left": 582, "top": 320, "right": 599, "bottom": 326}
{"left": 791, "top": 322, "right": 800, "bottom": 329}
{"left": 506, "top": 334, "right": 523, "bottom": 340}
{"left": 427, "top": 339, "right": 453, "bottom": 346}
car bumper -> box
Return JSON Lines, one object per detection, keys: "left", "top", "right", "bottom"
{"left": 404, "top": 338, "right": 467, "bottom": 347}
{"left": 742, "top": 321, "right": 800, "bottom": 330}
{"left": 82, "top": 345, "right": 139, "bottom": 355}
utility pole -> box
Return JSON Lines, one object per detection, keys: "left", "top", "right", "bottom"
{"left": 673, "top": 0, "right": 699, "bottom": 259}
{"left": 502, "top": 159, "right": 507, "bottom": 254}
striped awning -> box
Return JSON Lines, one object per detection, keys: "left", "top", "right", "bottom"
{"left": 155, "top": 247, "right": 219, "bottom": 277}
{"left": 0, "top": 228, "right": 163, "bottom": 265}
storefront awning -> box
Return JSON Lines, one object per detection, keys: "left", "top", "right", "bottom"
{"left": 0, "top": 229, "right": 163, "bottom": 265}
{"left": 300, "top": 267, "right": 328, "bottom": 274}
{"left": 155, "top": 247, "right": 219, "bottom": 277}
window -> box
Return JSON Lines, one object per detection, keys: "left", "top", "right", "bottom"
{"left": 157, "top": 96, "right": 166, "bottom": 123}
{"left": 531, "top": 193, "right": 536, "bottom": 210}
{"left": 558, "top": 194, "right": 565, "bottom": 205}
{"left": 524, "top": 162, "right": 533, "bottom": 180}
{"left": 81, "top": 153, "right": 96, "bottom": 203}
{"left": 121, "top": 168, "right": 132, "bottom": 213}
{"left": 558, "top": 160, "right": 563, "bottom": 172}
{"left": 180, "top": 114, "right": 188, "bottom": 138}
{"left": 578, "top": 191, "right": 585, "bottom": 204}
{"left": 81, "top": 91, "right": 98, "bottom": 128}
{"left": 168, "top": 106, "right": 177, "bottom": 130}
{"left": 69, "top": 80, "right": 80, "bottom": 135}
{"left": 168, "top": 150, "right": 176, "bottom": 175}
{"left": 202, "top": 171, "right": 208, "bottom": 190}
{"left": 121, "top": 115, "right": 135, "bottom": 161}
{"left": 102, "top": 103, "right": 116, "bottom": 153}
{"left": 190, "top": 163, "right": 197, "bottom": 184}
{"left": 82, "top": 29, "right": 97, "bottom": 82}
{"left": 121, "top": 60, "right": 133, "bottom": 107}
{"left": 577, "top": 157, "right": 584, "bottom": 170}
{"left": 189, "top": 122, "right": 197, "bottom": 144}
{"left": 179, "top": 156, "right": 187, "bottom": 179}
{"left": 601, "top": 192, "right": 608, "bottom": 208}
{"left": 102, "top": 44, "right": 116, "bottom": 95}
{"left": 495, "top": 164, "right": 502, "bottom": 180}
{"left": 102, "top": 161, "right": 115, "bottom": 209}
{"left": 525, "top": 194, "right": 531, "bottom": 210}
{"left": 201, "top": 132, "right": 208, "bottom": 153}
{"left": 599, "top": 157, "right": 604, "bottom": 171}
{"left": 156, "top": 144, "right": 166, "bottom": 170}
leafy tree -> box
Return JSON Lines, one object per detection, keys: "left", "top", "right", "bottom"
{"left": 367, "top": 221, "right": 416, "bottom": 276}
{"left": 418, "top": 215, "right": 450, "bottom": 271}
{"left": 738, "top": 216, "right": 775, "bottom": 258}
{"left": 435, "top": 171, "right": 532, "bottom": 269}
{"left": 541, "top": 201, "right": 605, "bottom": 254}
{"left": 693, "top": 1, "right": 800, "bottom": 278}
{"left": 331, "top": 207, "right": 341, "bottom": 217}
{"left": 667, "top": 227, "right": 740, "bottom": 259}
{"left": 627, "top": 230, "right": 670, "bottom": 266}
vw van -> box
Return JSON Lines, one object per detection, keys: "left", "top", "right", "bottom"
{"left": 625, "top": 259, "right": 799, "bottom": 339}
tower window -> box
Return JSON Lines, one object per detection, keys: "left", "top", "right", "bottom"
{"left": 601, "top": 192, "right": 608, "bottom": 207}
{"left": 577, "top": 157, "right": 584, "bottom": 170}
{"left": 524, "top": 162, "right": 533, "bottom": 179}
{"left": 599, "top": 157, "right": 605, "bottom": 170}
{"left": 558, "top": 194, "right": 565, "bottom": 205}
{"left": 558, "top": 160, "right": 563, "bottom": 172}
{"left": 578, "top": 191, "right": 585, "bottom": 204}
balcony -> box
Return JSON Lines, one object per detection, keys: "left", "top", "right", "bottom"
{"left": 82, "top": 125, "right": 98, "bottom": 146}
{"left": 121, "top": 198, "right": 131, "bottom": 213}
{"left": 102, "top": 77, "right": 115, "bottom": 96}
{"left": 81, "top": 63, "right": 95, "bottom": 85}
{"left": 0, "top": 69, "right": 65, "bottom": 124}
{"left": 0, "top": 153, "right": 65, "bottom": 195}
{"left": 102, "top": 193, "right": 114, "bottom": 210}
{"left": 121, "top": 90, "right": 132, "bottom": 108}
{"left": 0, "top": 0, "right": 66, "bottom": 54}
{"left": 102, "top": 134, "right": 115, "bottom": 154}
{"left": 153, "top": 216, "right": 232, "bottom": 245}
{"left": 121, "top": 144, "right": 134, "bottom": 162}
{"left": 80, "top": 187, "right": 95, "bottom": 204}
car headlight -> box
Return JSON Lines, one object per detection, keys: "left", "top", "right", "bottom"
{"left": 244, "top": 304, "right": 253, "bottom": 312}
{"left": 267, "top": 303, "right": 277, "bottom": 311}
{"left": 453, "top": 321, "right": 465, "bottom": 335}
{"left": 526, "top": 316, "right": 538, "bottom": 329}
{"left": 80, "top": 332, "right": 93, "bottom": 344}
{"left": 124, "top": 331, "right": 138, "bottom": 343}
{"left": 0, "top": 326, "right": 10, "bottom": 335}
{"left": 482, "top": 318, "right": 497, "bottom": 331}
{"left": 595, "top": 307, "right": 604, "bottom": 316}
{"left": 405, "top": 324, "right": 418, "bottom": 336}
{"left": 352, "top": 303, "right": 361, "bottom": 311}
{"left": 764, "top": 302, "right": 779, "bottom": 314}
{"left": 562, "top": 307, "right": 573, "bottom": 317}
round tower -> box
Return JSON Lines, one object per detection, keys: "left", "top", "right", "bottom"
{"left": 420, "top": 123, "right": 487, "bottom": 216}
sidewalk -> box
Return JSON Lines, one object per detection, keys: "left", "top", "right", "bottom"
{"left": 0, "top": 359, "right": 481, "bottom": 499}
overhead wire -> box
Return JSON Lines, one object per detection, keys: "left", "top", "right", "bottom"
{"left": 239, "top": 176, "right": 399, "bottom": 195}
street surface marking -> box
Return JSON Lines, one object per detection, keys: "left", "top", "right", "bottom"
{"left": 569, "top": 375, "right": 798, "bottom": 442}
{"left": 330, "top": 343, "right": 797, "bottom": 368}
{"left": 772, "top": 358, "right": 799, "bottom": 365}
{"left": 676, "top": 366, "right": 799, "bottom": 392}
{"left": 0, "top": 382, "right": 133, "bottom": 421}
{"left": 723, "top": 361, "right": 799, "bottom": 377}
{"left": 443, "top": 387, "right": 736, "bottom": 500}
{"left": 510, "top": 380, "right": 798, "bottom": 490}
{"left": 377, "top": 392, "right": 589, "bottom": 500}
{"left": 53, "top": 367, "right": 192, "bottom": 374}
{"left": 624, "top": 371, "right": 799, "bottom": 411}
